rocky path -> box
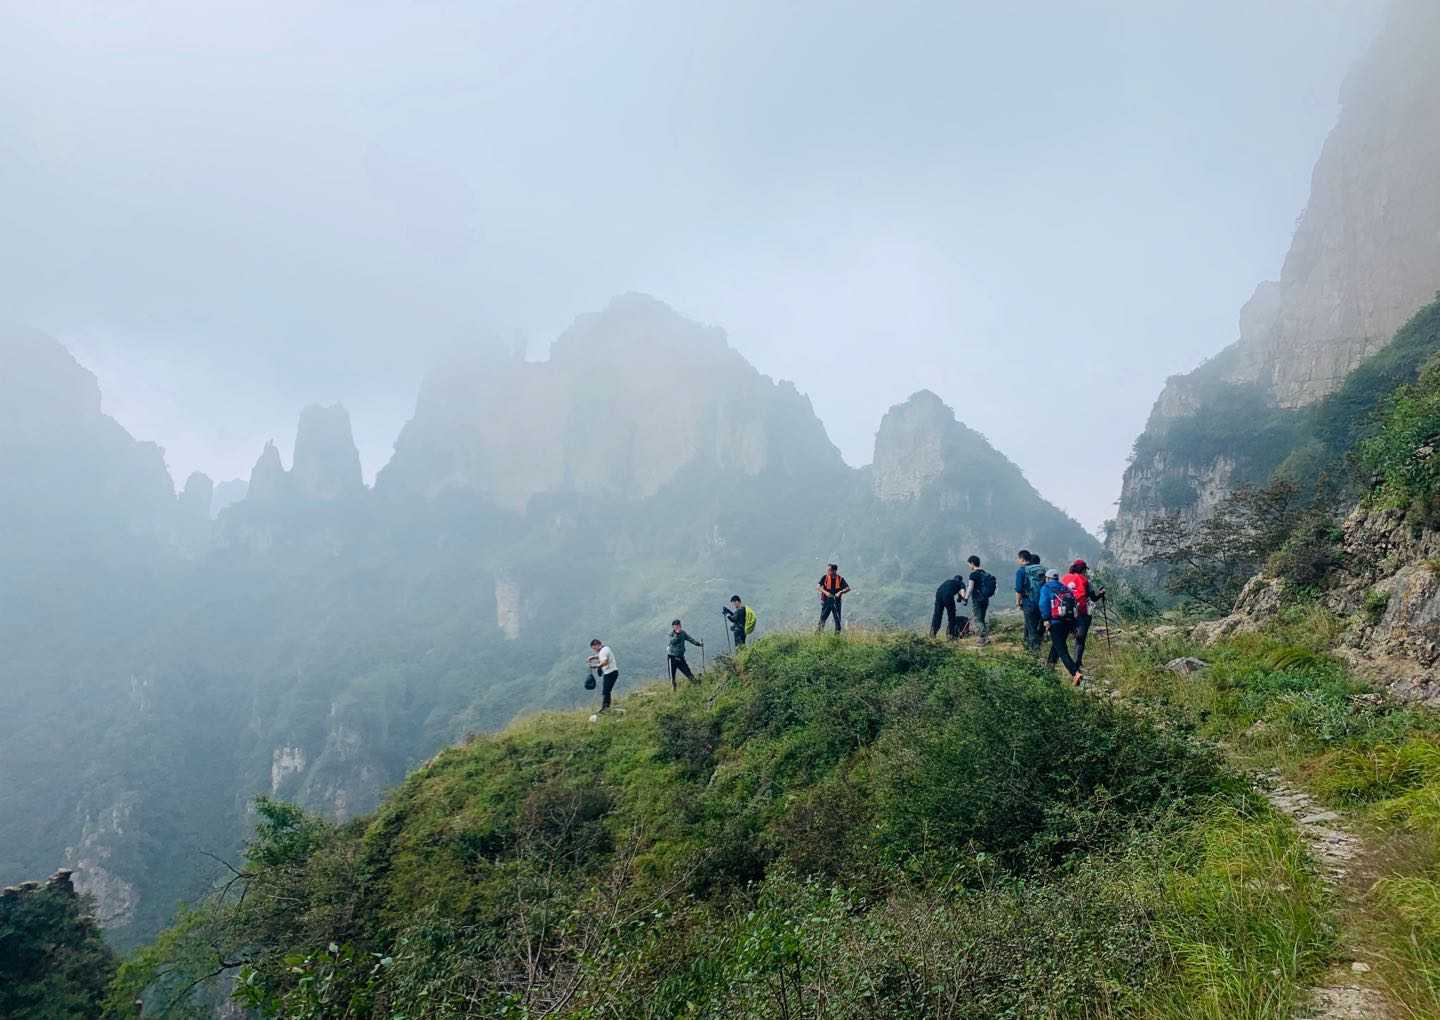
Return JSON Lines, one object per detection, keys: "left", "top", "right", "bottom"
{"left": 1257, "top": 773, "right": 1394, "bottom": 1020}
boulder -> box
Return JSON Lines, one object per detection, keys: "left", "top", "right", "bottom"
{"left": 1165, "top": 657, "right": 1210, "bottom": 676}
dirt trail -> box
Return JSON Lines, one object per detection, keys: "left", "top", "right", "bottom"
{"left": 1258, "top": 774, "right": 1393, "bottom": 1020}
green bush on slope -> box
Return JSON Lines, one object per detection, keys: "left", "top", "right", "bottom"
{"left": 122, "top": 633, "right": 1338, "bottom": 1019}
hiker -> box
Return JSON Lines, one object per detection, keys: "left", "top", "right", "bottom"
{"left": 1060, "top": 559, "right": 1105, "bottom": 675}
{"left": 816, "top": 563, "right": 851, "bottom": 632}
{"left": 667, "top": 619, "right": 703, "bottom": 688}
{"left": 1014, "top": 549, "right": 1047, "bottom": 653}
{"left": 1036, "top": 569, "right": 1082, "bottom": 685}
{"left": 587, "top": 638, "right": 620, "bottom": 712}
{"left": 930, "top": 574, "right": 966, "bottom": 639}
{"left": 965, "top": 555, "right": 996, "bottom": 646}
{"left": 722, "top": 595, "right": 754, "bottom": 648}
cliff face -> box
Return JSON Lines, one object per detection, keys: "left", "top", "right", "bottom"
{"left": 1111, "top": 0, "right": 1440, "bottom": 564}
{"left": 0, "top": 326, "right": 180, "bottom": 550}
{"left": 857, "top": 391, "right": 1102, "bottom": 584}
{"left": 377, "top": 293, "right": 843, "bottom": 509}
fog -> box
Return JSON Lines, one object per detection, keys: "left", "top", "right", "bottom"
{"left": 0, "top": 0, "right": 1379, "bottom": 531}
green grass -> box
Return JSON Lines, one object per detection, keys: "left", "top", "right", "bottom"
{"left": 121, "top": 630, "right": 1344, "bottom": 1019}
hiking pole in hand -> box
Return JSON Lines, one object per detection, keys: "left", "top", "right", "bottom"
{"left": 1100, "top": 596, "right": 1114, "bottom": 658}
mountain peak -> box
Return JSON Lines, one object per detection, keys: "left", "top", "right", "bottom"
{"left": 247, "top": 440, "right": 287, "bottom": 503}
{"left": 871, "top": 390, "right": 976, "bottom": 502}
{"left": 292, "top": 404, "right": 363, "bottom": 501}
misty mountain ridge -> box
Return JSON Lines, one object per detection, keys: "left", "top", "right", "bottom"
{"left": 0, "top": 293, "right": 1097, "bottom": 949}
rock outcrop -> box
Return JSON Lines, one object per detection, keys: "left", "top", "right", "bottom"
{"left": 1111, "top": 0, "right": 1440, "bottom": 565}
{"left": 871, "top": 390, "right": 953, "bottom": 502}
{"left": 1192, "top": 504, "right": 1440, "bottom": 706}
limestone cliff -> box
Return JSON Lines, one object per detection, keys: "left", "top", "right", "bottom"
{"left": 856, "top": 391, "right": 1102, "bottom": 580}
{"left": 377, "top": 293, "right": 843, "bottom": 508}
{"left": 291, "top": 404, "right": 364, "bottom": 501}
{"left": 1111, "top": 0, "right": 1440, "bottom": 565}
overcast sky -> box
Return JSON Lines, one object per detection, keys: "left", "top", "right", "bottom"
{"left": 0, "top": 0, "right": 1382, "bottom": 532}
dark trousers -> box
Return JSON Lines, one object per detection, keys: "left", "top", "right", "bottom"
{"left": 1047, "top": 619, "right": 1078, "bottom": 675}
{"left": 930, "top": 597, "right": 957, "bottom": 638}
{"left": 668, "top": 655, "right": 695, "bottom": 687}
{"left": 818, "top": 596, "right": 843, "bottom": 632}
{"left": 1022, "top": 604, "right": 1045, "bottom": 653}
{"left": 972, "top": 600, "right": 990, "bottom": 641}
{"left": 600, "top": 671, "right": 619, "bottom": 710}
{"left": 731, "top": 627, "right": 746, "bottom": 647}
{"left": 1073, "top": 615, "right": 1093, "bottom": 671}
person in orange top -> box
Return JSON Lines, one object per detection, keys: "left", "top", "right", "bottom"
{"left": 816, "top": 563, "right": 851, "bottom": 632}
{"left": 1060, "top": 559, "right": 1106, "bottom": 680}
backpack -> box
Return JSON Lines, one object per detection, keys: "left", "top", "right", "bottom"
{"left": 1023, "top": 563, "right": 1047, "bottom": 602}
{"left": 1049, "top": 584, "right": 1077, "bottom": 621}
{"left": 744, "top": 606, "right": 757, "bottom": 635}
{"left": 1063, "top": 573, "right": 1093, "bottom": 615}
{"left": 978, "top": 571, "right": 998, "bottom": 601}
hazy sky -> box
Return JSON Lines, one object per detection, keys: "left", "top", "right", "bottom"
{"left": 0, "top": 0, "right": 1381, "bottom": 532}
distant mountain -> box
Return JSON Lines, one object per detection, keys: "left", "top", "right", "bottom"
{"left": 377, "top": 292, "right": 844, "bottom": 508}
{"left": 1109, "top": 0, "right": 1440, "bottom": 565}
{"left": 0, "top": 296, "right": 1097, "bottom": 949}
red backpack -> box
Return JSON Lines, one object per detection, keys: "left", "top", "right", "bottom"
{"left": 1061, "top": 573, "right": 1091, "bottom": 615}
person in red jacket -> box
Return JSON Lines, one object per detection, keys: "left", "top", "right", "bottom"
{"left": 1060, "top": 559, "right": 1105, "bottom": 679}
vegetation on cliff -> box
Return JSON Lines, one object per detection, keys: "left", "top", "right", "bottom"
{"left": 0, "top": 873, "right": 117, "bottom": 1020}
{"left": 1143, "top": 298, "right": 1440, "bottom": 609}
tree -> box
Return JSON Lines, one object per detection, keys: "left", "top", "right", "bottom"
{"left": 1142, "top": 482, "right": 1303, "bottom": 613}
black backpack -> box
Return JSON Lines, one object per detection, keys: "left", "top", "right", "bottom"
{"left": 978, "top": 571, "right": 998, "bottom": 601}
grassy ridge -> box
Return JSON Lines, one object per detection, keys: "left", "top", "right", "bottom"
{"left": 113, "top": 631, "right": 1345, "bottom": 1019}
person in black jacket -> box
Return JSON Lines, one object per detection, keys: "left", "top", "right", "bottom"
{"left": 930, "top": 574, "right": 967, "bottom": 639}
{"left": 966, "top": 555, "right": 992, "bottom": 646}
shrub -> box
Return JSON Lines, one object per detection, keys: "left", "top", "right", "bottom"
{"left": 1360, "top": 351, "right": 1440, "bottom": 527}
{"left": 1266, "top": 513, "right": 1342, "bottom": 589}
{"left": 1363, "top": 588, "right": 1392, "bottom": 626}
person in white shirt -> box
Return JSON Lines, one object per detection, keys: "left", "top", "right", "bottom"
{"left": 588, "top": 638, "right": 620, "bottom": 713}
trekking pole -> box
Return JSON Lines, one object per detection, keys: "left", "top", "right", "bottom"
{"left": 1101, "top": 598, "right": 1114, "bottom": 658}
{"left": 701, "top": 640, "right": 707, "bottom": 675}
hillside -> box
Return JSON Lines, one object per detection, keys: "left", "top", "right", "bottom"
{"left": 0, "top": 297, "right": 1098, "bottom": 950}
{"left": 1110, "top": 0, "right": 1440, "bottom": 565}
{"left": 115, "top": 632, "right": 1312, "bottom": 1019}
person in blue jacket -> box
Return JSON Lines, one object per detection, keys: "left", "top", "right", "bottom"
{"left": 1036, "top": 568, "right": 1082, "bottom": 685}
{"left": 1013, "top": 549, "right": 1047, "bottom": 653}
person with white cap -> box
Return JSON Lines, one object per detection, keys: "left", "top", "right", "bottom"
{"left": 1036, "top": 568, "right": 1082, "bottom": 685}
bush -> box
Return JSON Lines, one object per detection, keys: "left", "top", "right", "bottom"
{"left": 1363, "top": 588, "right": 1392, "bottom": 626}
{"left": 1266, "top": 513, "right": 1342, "bottom": 589}
{"left": 1360, "top": 351, "right": 1440, "bottom": 527}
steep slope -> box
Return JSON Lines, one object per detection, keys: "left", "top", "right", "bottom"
{"left": 1110, "top": 0, "right": 1440, "bottom": 564}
